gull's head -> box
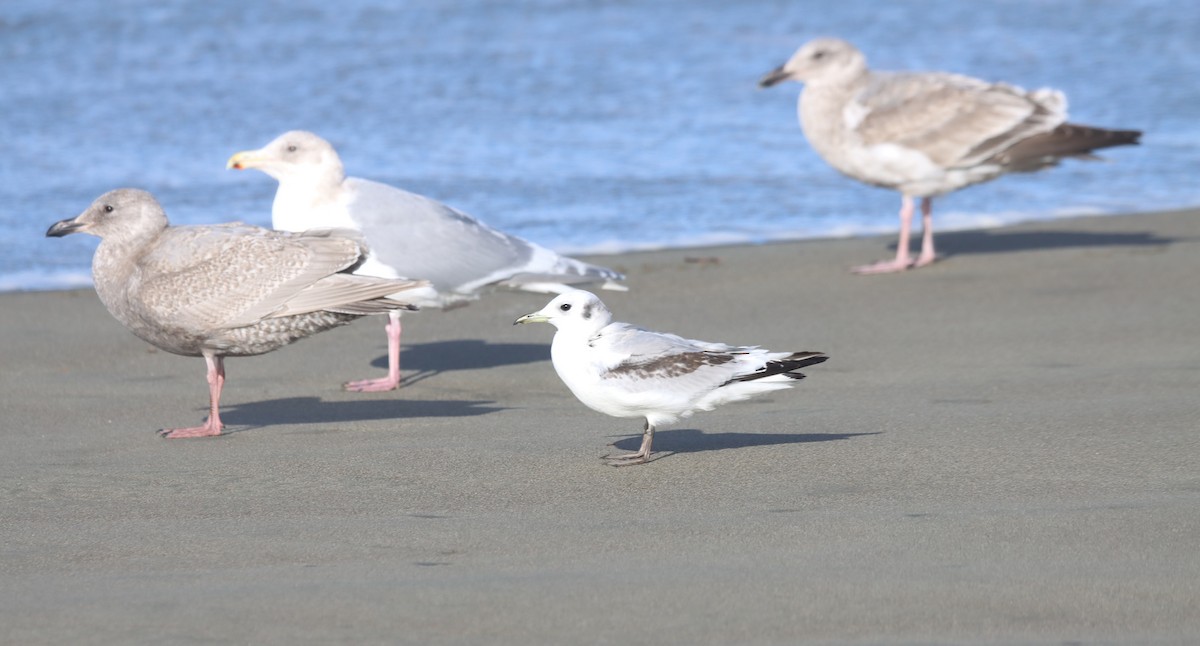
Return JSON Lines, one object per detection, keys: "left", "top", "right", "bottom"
{"left": 46, "top": 188, "right": 168, "bottom": 242}
{"left": 514, "top": 289, "right": 612, "bottom": 333}
{"left": 226, "top": 130, "right": 345, "bottom": 184}
{"left": 759, "top": 38, "right": 866, "bottom": 89}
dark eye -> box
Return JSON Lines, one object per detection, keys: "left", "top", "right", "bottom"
{"left": 103, "top": 204, "right": 114, "bottom": 213}
{"left": 559, "top": 303, "right": 572, "bottom": 312}
{"left": 286, "top": 145, "right": 297, "bottom": 152}
{"left": 813, "top": 50, "right": 827, "bottom": 60}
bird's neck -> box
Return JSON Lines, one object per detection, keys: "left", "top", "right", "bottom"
{"left": 92, "top": 236, "right": 149, "bottom": 315}
{"left": 550, "top": 322, "right": 608, "bottom": 357}
{"left": 549, "top": 328, "right": 595, "bottom": 384}
{"left": 799, "top": 81, "right": 862, "bottom": 154}
{"left": 271, "top": 176, "right": 351, "bottom": 232}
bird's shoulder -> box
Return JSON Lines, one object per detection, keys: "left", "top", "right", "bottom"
{"left": 130, "top": 225, "right": 364, "bottom": 330}
{"left": 345, "top": 177, "right": 494, "bottom": 231}
{"left": 589, "top": 323, "right": 744, "bottom": 380}
{"left": 344, "top": 176, "right": 541, "bottom": 288}
{"left": 850, "top": 71, "right": 1060, "bottom": 166}
{"left": 141, "top": 224, "right": 359, "bottom": 277}
{"left": 140, "top": 223, "right": 269, "bottom": 270}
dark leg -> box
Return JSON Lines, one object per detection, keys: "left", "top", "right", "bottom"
{"left": 604, "top": 420, "right": 655, "bottom": 466}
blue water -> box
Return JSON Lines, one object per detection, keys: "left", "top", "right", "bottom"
{"left": 3, "top": 0, "right": 1197, "bottom": 291}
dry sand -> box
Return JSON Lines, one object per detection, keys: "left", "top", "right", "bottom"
{"left": 2, "top": 209, "right": 1198, "bottom": 643}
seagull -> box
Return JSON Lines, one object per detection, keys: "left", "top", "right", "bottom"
{"left": 515, "top": 290, "right": 828, "bottom": 466}
{"left": 759, "top": 38, "right": 1142, "bottom": 274}
{"left": 227, "top": 131, "right": 625, "bottom": 392}
{"left": 46, "top": 189, "right": 428, "bottom": 438}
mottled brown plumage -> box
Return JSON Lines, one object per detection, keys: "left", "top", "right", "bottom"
{"left": 760, "top": 38, "right": 1141, "bottom": 274}
{"left": 46, "top": 188, "right": 428, "bottom": 437}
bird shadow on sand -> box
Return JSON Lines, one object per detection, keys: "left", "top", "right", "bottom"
{"left": 219, "top": 396, "right": 504, "bottom": 433}
{"left": 609, "top": 429, "right": 879, "bottom": 462}
{"left": 908, "top": 228, "right": 1179, "bottom": 258}
{"left": 367, "top": 340, "right": 549, "bottom": 387}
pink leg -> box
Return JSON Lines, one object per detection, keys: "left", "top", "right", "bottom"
{"left": 344, "top": 311, "right": 403, "bottom": 392}
{"left": 160, "top": 354, "right": 225, "bottom": 438}
{"left": 914, "top": 196, "right": 938, "bottom": 267}
{"left": 853, "top": 195, "right": 916, "bottom": 274}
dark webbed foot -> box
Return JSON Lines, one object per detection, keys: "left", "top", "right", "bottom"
{"left": 603, "top": 421, "right": 655, "bottom": 466}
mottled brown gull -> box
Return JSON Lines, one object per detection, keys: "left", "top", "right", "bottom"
{"left": 515, "top": 290, "right": 827, "bottom": 466}
{"left": 227, "top": 131, "right": 626, "bottom": 392}
{"left": 760, "top": 38, "right": 1141, "bottom": 274}
{"left": 45, "top": 189, "right": 428, "bottom": 438}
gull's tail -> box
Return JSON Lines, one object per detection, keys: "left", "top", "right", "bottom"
{"left": 723, "top": 351, "right": 828, "bottom": 386}
{"left": 994, "top": 123, "right": 1142, "bottom": 173}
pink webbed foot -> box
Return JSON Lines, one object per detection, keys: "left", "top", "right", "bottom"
{"left": 158, "top": 419, "right": 223, "bottom": 439}
{"left": 344, "top": 312, "right": 404, "bottom": 392}
{"left": 851, "top": 258, "right": 915, "bottom": 274}
{"left": 343, "top": 375, "right": 401, "bottom": 392}
{"left": 163, "top": 354, "right": 226, "bottom": 438}
{"left": 855, "top": 195, "right": 940, "bottom": 274}
{"left": 912, "top": 251, "right": 939, "bottom": 268}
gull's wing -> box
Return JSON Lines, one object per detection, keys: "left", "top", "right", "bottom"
{"left": 129, "top": 225, "right": 408, "bottom": 331}
{"left": 589, "top": 323, "right": 754, "bottom": 392}
{"left": 345, "top": 178, "right": 622, "bottom": 294}
{"left": 850, "top": 71, "right": 1065, "bottom": 168}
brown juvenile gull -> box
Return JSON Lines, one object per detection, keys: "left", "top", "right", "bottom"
{"left": 759, "top": 38, "right": 1142, "bottom": 274}
{"left": 227, "top": 131, "right": 626, "bottom": 392}
{"left": 46, "top": 189, "right": 428, "bottom": 438}
{"left": 515, "top": 290, "right": 828, "bottom": 466}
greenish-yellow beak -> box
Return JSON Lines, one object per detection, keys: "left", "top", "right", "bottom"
{"left": 513, "top": 312, "right": 549, "bottom": 326}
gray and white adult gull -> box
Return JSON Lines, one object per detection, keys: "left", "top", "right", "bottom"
{"left": 760, "top": 38, "right": 1141, "bottom": 274}
{"left": 515, "top": 290, "right": 828, "bottom": 465}
{"left": 46, "top": 189, "right": 428, "bottom": 438}
{"left": 228, "top": 131, "right": 625, "bottom": 391}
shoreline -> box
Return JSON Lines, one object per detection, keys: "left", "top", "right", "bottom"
{"left": 10, "top": 205, "right": 1199, "bottom": 294}
{"left": 3, "top": 207, "right": 1199, "bottom": 643}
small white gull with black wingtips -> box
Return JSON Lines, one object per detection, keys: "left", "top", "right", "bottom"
{"left": 760, "top": 38, "right": 1141, "bottom": 274}
{"left": 515, "top": 290, "right": 828, "bottom": 466}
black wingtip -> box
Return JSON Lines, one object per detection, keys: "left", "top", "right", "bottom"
{"left": 780, "top": 352, "right": 829, "bottom": 372}
{"left": 725, "top": 351, "right": 828, "bottom": 384}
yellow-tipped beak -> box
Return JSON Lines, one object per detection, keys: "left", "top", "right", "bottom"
{"left": 513, "top": 312, "right": 549, "bottom": 326}
{"left": 226, "top": 150, "right": 262, "bottom": 170}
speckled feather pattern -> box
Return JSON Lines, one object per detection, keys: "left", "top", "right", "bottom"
{"left": 775, "top": 38, "right": 1136, "bottom": 198}
{"left": 71, "top": 189, "right": 423, "bottom": 358}
{"left": 208, "top": 310, "right": 361, "bottom": 356}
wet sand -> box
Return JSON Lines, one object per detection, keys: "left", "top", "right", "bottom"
{"left": 2, "top": 209, "right": 1198, "bottom": 643}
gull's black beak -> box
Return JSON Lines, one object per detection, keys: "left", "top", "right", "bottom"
{"left": 46, "top": 217, "right": 85, "bottom": 238}
{"left": 758, "top": 65, "right": 791, "bottom": 88}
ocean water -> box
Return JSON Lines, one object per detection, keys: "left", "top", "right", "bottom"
{"left": 2, "top": 0, "right": 1197, "bottom": 291}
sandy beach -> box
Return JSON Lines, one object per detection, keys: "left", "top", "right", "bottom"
{"left": 2, "top": 209, "right": 1198, "bottom": 644}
